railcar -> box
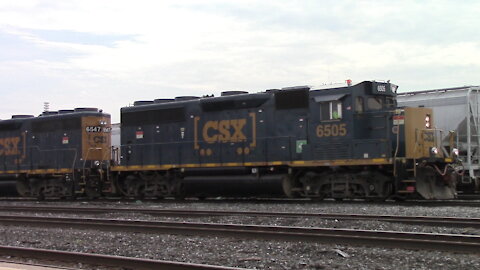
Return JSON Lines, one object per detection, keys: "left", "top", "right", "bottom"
{"left": 113, "top": 81, "right": 458, "bottom": 200}
{"left": 0, "top": 109, "right": 111, "bottom": 198}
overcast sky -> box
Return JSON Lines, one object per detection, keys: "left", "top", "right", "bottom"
{"left": 0, "top": 0, "right": 479, "bottom": 122}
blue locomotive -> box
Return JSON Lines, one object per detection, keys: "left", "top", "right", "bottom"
{"left": 113, "top": 81, "right": 458, "bottom": 200}
{"left": 0, "top": 109, "right": 111, "bottom": 198}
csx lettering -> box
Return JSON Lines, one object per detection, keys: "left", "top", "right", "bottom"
{"left": 203, "top": 119, "right": 247, "bottom": 144}
{"left": 423, "top": 131, "right": 435, "bottom": 142}
{"left": 93, "top": 136, "right": 107, "bottom": 144}
{"left": 0, "top": 137, "right": 21, "bottom": 156}
{"left": 316, "top": 123, "right": 347, "bottom": 137}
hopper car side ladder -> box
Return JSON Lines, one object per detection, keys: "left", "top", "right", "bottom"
{"left": 463, "top": 87, "right": 480, "bottom": 186}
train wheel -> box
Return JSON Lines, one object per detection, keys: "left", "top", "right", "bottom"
{"left": 134, "top": 184, "right": 145, "bottom": 200}
{"left": 142, "top": 173, "right": 171, "bottom": 198}
{"left": 37, "top": 187, "right": 45, "bottom": 201}
{"left": 120, "top": 175, "right": 140, "bottom": 197}
{"left": 16, "top": 178, "right": 30, "bottom": 197}
{"left": 174, "top": 182, "right": 186, "bottom": 200}
{"left": 381, "top": 182, "right": 394, "bottom": 201}
{"left": 282, "top": 175, "right": 300, "bottom": 198}
{"left": 157, "top": 179, "right": 170, "bottom": 197}
{"left": 170, "top": 171, "right": 185, "bottom": 200}
{"left": 85, "top": 186, "right": 101, "bottom": 199}
{"left": 28, "top": 178, "right": 44, "bottom": 199}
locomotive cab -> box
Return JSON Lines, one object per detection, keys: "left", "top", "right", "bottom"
{"left": 294, "top": 81, "right": 456, "bottom": 200}
{"left": 393, "top": 107, "right": 456, "bottom": 199}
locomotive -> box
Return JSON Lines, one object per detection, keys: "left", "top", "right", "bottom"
{"left": 0, "top": 81, "right": 459, "bottom": 200}
{"left": 113, "top": 81, "right": 457, "bottom": 200}
{"left": 0, "top": 109, "right": 111, "bottom": 198}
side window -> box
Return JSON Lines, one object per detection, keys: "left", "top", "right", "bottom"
{"left": 386, "top": 97, "right": 395, "bottom": 108}
{"left": 321, "top": 100, "right": 342, "bottom": 120}
{"left": 331, "top": 100, "right": 342, "bottom": 119}
{"left": 355, "top": 97, "right": 364, "bottom": 113}
{"left": 321, "top": 103, "right": 330, "bottom": 121}
{"left": 367, "top": 97, "right": 383, "bottom": 110}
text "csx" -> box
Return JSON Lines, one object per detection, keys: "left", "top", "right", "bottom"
{"left": 203, "top": 119, "right": 247, "bottom": 144}
{"left": 0, "top": 137, "right": 21, "bottom": 156}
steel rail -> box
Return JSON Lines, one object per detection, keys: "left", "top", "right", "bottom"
{"left": 0, "top": 215, "right": 479, "bottom": 253}
{"left": 0, "top": 245, "right": 247, "bottom": 270}
{"left": 2, "top": 197, "right": 480, "bottom": 206}
{"left": 1, "top": 205, "right": 480, "bottom": 228}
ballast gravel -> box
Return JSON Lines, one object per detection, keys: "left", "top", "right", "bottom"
{"left": 0, "top": 200, "right": 479, "bottom": 269}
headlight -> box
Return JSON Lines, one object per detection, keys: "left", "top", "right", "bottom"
{"left": 425, "top": 114, "right": 431, "bottom": 128}
{"left": 452, "top": 148, "right": 459, "bottom": 156}
{"left": 94, "top": 160, "right": 101, "bottom": 167}
{"left": 431, "top": 147, "right": 438, "bottom": 155}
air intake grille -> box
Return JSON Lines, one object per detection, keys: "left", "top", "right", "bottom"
{"left": 314, "top": 143, "right": 350, "bottom": 160}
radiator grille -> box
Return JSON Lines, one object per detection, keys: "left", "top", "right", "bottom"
{"left": 314, "top": 143, "right": 350, "bottom": 160}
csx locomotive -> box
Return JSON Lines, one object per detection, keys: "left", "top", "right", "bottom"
{"left": 0, "top": 109, "right": 111, "bottom": 198}
{"left": 0, "top": 81, "right": 458, "bottom": 200}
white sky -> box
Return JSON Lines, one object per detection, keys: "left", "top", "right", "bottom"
{"left": 0, "top": 0, "right": 479, "bottom": 122}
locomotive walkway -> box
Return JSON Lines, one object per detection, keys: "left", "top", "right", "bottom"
{"left": 0, "top": 215, "right": 478, "bottom": 254}
{"left": 0, "top": 245, "right": 245, "bottom": 270}
{"left": 1, "top": 205, "right": 480, "bottom": 228}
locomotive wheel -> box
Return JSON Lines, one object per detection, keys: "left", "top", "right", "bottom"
{"left": 16, "top": 178, "right": 30, "bottom": 197}
{"left": 85, "top": 186, "right": 101, "bottom": 199}
{"left": 170, "top": 172, "right": 185, "bottom": 200}
{"left": 37, "top": 188, "right": 45, "bottom": 201}
{"left": 380, "top": 182, "right": 394, "bottom": 201}
{"left": 174, "top": 182, "right": 186, "bottom": 200}
{"left": 298, "top": 172, "right": 328, "bottom": 200}
{"left": 119, "top": 175, "right": 140, "bottom": 197}
{"left": 282, "top": 175, "right": 300, "bottom": 198}
{"left": 365, "top": 177, "right": 394, "bottom": 202}
{"left": 141, "top": 173, "right": 170, "bottom": 198}
{"left": 33, "top": 179, "right": 71, "bottom": 199}
{"left": 27, "top": 178, "right": 44, "bottom": 199}
{"left": 134, "top": 184, "right": 145, "bottom": 200}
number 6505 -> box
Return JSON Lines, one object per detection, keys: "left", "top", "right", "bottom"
{"left": 316, "top": 123, "right": 347, "bottom": 137}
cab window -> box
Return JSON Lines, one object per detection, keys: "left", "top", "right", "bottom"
{"left": 367, "top": 97, "right": 383, "bottom": 110}
{"left": 321, "top": 100, "right": 342, "bottom": 120}
{"left": 355, "top": 97, "right": 364, "bottom": 113}
{"left": 386, "top": 97, "right": 395, "bottom": 108}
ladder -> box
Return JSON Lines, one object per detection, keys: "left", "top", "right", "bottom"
{"left": 466, "top": 87, "right": 480, "bottom": 180}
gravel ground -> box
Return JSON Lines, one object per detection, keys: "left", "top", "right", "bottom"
{"left": 0, "top": 200, "right": 479, "bottom": 269}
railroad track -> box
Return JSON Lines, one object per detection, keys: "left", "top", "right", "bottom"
{"left": 1, "top": 205, "right": 480, "bottom": 228}
{"left": 2, "top": 196, "right": 480, "bottom": 206}
{"left": 0, "top": 245, "right": 245, "bottom": 270}
{"left": 0, "top": 215, "right": 479, "bottom": 254}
